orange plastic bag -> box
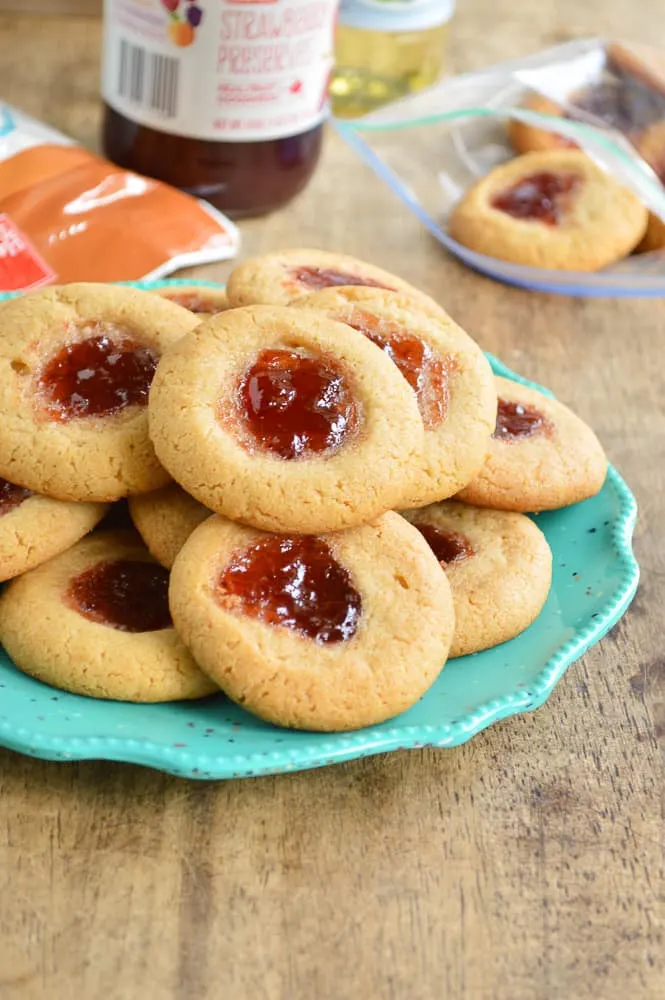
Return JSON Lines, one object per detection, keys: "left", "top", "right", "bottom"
{"left": 0, "top": 103, "right": 239, "bottom": 292}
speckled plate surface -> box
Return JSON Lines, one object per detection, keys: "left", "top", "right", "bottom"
{"left": 0, "top": 281, "right": 639, "bottom": 778}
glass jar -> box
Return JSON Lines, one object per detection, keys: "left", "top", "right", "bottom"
{"left": 101, "top": 0, "right": 339, "bottom": 218}
{"left": 331, "top": 0, "right": 454, "bottom": 118}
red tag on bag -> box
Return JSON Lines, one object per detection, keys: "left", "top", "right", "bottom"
{"left": 0, "top": 214, "right": 56, "bottom": 292}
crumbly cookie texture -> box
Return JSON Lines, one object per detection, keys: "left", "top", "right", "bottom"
{"left": 149, "top": 305, "right": 425, "bottom": 534}
{"left": 169, "top": 512, "right": 454, "bottom": 732}
{"left": 151, "top": 285, "right": 230, "bottom": 316}
{"left": 401, "top": 502, "right": 552, "bottom": 657}
{"left": 449, "top": 150, "right": 648, "bottom": 271}
{"left": 226, "top": 248, "right": 446, "bottom": 315}
{"left": 0, "top": 283, "right": 198, "bottom": 502}
{"left": 129, "top": 484, "right": 211, "bottom": 568}
{"left": 456, "top": 376, "right": 607, "bottom": 512}
{"left": 0, "top": 489, "right": 108, "bottom": 582}
{"left": 507, "top": 93, "right": 573, "bottom": 155}
{"left": 292, "top": 286, "right": 496, "bottom": 506}
{"left": 0, "top": 530, "right": 217, "bottom": 702}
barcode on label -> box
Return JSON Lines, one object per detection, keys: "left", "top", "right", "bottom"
{"left": 117, "top": 40, "right": 179, "bottom": 119}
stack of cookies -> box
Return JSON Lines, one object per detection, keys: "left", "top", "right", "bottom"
{"left": 0, "top": 253, "right": 607, "bottom": 732}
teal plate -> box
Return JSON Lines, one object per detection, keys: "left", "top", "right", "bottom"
{"left": 0, "top": 281, "right": 639, "bottom": 778}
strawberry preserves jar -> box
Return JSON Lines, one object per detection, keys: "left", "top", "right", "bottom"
{"left": 101, "top": 0, "right": 338, "bottom": 217}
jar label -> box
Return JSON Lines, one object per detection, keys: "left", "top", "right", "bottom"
{"left": 101, "top": 0, "right": 337, "bottom": 142}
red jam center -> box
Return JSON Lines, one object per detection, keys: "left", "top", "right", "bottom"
{"left": 346, "top": 311, "right": 454, "bottom": 429}
{"left": 165, "top": 292, "right": 224, "bottom": 314}
{"left": 39, "top": 327, "right": 158, "bottom": 421}
{"left": 493, "top": 398, "right": 550, "bottom": 441}
{"left": 217, "top": 535, "right": 362, "bottom": 644}
{"left": 292, "top": 266, "right": 393, "bottom": 292}
{"left": 68, "top": 559, "right": 172, "bottom": 633}
{"left": 492, "top": 172, "right": 580, "bottom": 226}
{"left": 236, "top": 348, "right": 359, "bottom": 460}
{"left": 0, "top": 478, "right": 32, "bottom": 515}
{"left": 414, "top": 522, "right": 474, "bottom": 566}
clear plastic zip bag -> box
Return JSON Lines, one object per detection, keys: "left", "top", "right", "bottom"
{"left": 336, "top": 38, "right": 665, "bottom": 297}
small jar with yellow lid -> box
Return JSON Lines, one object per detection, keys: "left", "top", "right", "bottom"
{"left": 331, "top": 0, "right": 455, "bottom": 118}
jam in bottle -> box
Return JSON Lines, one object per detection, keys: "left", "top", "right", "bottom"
{"left": 101, "top": 0, "right": 339, "bottom": 218}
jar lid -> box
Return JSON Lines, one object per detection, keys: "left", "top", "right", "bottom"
{"left": 339, "top": 0, "right": 455, "bottom": 32}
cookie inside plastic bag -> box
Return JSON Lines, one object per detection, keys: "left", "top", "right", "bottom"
{"left": 336, "top": 38, "right": 665, "bottom": 297}
{"left": 0, "top": 103, "right": 239, "bottom": 293}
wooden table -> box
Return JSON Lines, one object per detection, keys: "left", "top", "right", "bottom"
{"left": 1, "top": 6, "right": 664, "bottom": 999}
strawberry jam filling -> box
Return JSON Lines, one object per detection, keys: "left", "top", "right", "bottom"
{"left": 217, "top": 535, "right": 362, "bottom": 644}
{"left": 235, "top": 348, "right": 359, "bottom": 460}
{"left": 39, "top": 325, "right": 157, "bottom": 421}
{"left": 68, "top": 559, "right": 171, "bottom": 632}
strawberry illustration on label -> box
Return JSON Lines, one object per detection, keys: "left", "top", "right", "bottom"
{"left": 162, "top": 0, "right": 204, "bottom": 47}
{"left": 290, "top": 80, "right": 303, "bottom": 95}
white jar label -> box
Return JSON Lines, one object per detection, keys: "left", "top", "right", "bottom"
{"left": 102, "top": 0, "right": 337, "bottom": 142}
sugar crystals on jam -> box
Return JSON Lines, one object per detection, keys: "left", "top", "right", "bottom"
{"left": 217, "top": 535, "right": 362, "bottom": 644}
{"left": 235, "top": 348, "right": 359, "bottom": 460}
{"left": 493, "top": 398, "right": 551, "bottom": 441}
{"left": 39, "top": 326, "right": 158, "bottom": 421}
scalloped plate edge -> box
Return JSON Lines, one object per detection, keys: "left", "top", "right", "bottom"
{"left": 0, "top": 462, "right": 637, "bottom": 779}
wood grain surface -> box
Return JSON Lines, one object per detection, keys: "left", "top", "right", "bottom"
{"left": 0, "top": 2, "right": 101, "bottom": 14}
{"left": 0, "top": 6, "right": 664, "bottom": 1000}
